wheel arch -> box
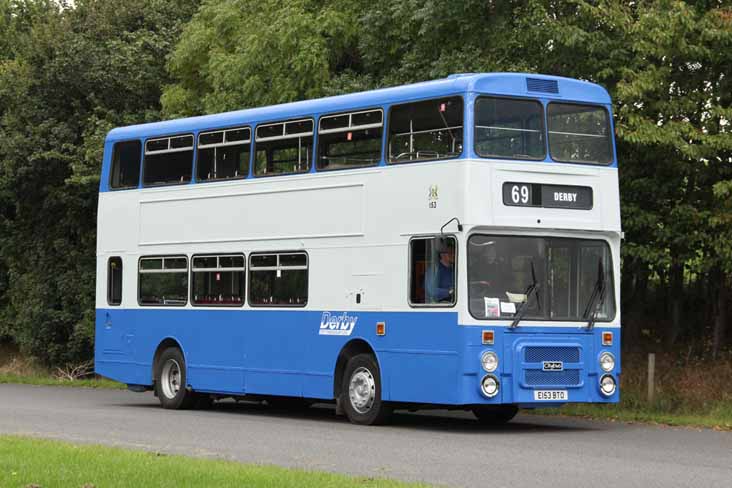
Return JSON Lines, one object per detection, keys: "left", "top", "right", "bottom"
{"left": 152, "top": 337, "right": 187, "bottom": 383}
{"left": 333, "top": 338, "right": 381, "bottom": 399}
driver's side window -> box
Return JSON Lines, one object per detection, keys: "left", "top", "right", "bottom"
{"left": 409, "top": 236, "right": 457, "bottom": 307}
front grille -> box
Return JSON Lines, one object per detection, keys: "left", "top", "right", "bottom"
{"left": 525, "top": 369, "right": 581, "bottom": 386}
{"left": 525, "top": 346, "right": 580, "bottom": 363}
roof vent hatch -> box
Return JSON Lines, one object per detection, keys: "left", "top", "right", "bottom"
{"left": 526, "top": 78, "right": 559, "bottom": 94}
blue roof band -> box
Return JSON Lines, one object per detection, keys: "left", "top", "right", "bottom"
{"left": 101, "top": 73, "right": 615, "bottom": 192}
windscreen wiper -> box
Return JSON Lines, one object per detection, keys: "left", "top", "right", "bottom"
{"left": 510, "top": 261, "right": 540, "bottom": 328}
{"left": 582, "top": 259, "right": 606, "bottom": 330}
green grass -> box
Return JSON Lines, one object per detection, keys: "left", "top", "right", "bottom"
{"left": 0, "top": 345, "right": 124, "bottom": 389}
{"left": 534, "top": 401, "right": 732, "bottom": 430}
{"left": 0, "top": 373, "right": 124, "bottom": 389}
{"left": 531, "top": 353, "right": 732, "bottom": 431}
{"left": 0, "top": 435, "right": 427, "bottom": 488}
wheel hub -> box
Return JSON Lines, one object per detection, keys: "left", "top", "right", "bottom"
{"left": 348, "top": 367, "right": 375, "bottom": 414}
{"left": 161, "top": 359, "right": 181, "bottom": 399}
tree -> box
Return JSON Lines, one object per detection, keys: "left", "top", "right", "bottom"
{"left": 0, "top": 0, "right": 200, "bottom": 364}
{"left": 162, "top": 0, "right": 732, "bottom": 353}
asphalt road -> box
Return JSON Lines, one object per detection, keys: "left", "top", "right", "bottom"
{"left": 1, "top": 384, "right": 730, "bottom": 487}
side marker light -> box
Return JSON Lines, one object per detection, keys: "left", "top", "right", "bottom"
{"left": 376, "top": 322, "right": 386, "bottom": 336}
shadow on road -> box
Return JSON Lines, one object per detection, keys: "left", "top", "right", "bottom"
{"left": 114, "top": 397, "right": 597, "bottom": 434}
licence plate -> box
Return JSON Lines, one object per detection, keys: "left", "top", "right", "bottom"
{"left": 533, "top": 390, "right": 568, "bottom": 401}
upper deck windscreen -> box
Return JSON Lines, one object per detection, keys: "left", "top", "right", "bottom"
{"left": 475, "top": 97, "right": 545, "bottom": 160}
{"left": 547, "top": 103, "right": 612, "bottom": 165}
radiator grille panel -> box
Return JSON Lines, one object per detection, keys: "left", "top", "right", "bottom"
{"left": 525, "top": 346, "right": 580, "bottom": 363}
{"left": 525, "top": 369, "right": 581, "bottom": 386}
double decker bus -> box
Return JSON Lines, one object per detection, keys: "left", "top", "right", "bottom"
{"left": 95, "top": 73, "right": 620, "bottom": 425}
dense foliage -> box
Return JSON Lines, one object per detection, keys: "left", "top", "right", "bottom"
{"left": 0, "top": 0, "right": 731, "bottom": 365}
{"left": 0, "top": 0, "right": 200, "bottom": 364}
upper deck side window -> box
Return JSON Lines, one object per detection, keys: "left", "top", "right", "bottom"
{"left": 317, "top": 109, "right": 383, "bottom": 170}
{"left": 547, "top": 103, "right": 612, "bottom": 165}
{"left": 143, "top": 134, "right": 194, "bottom": 186}
{"left": 197, "top": 127, "right": 251, "bottom": 182}
{"left": 254, "top": 119, "right": 313, "bottom": 176}
{"left": 110, "top": 141, "right": 142, "bottom": 189}
{"left": 388, "top": 96, "right": 463, "bottom": 164}
{"left": 475, "top": 97, "right": 545, "bottom": 160}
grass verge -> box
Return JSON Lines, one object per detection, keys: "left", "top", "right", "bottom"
{"left": 0, "top": 435, "right": 427, "bottom": 488}
{"left": 0, "top": 373, "right": 124, "bottom": 389}
{"left": 0, "top": 344, "right": 124, "bottom": 389}
{"left": 534, "top": 352, "right": 732, "bottom": 431}
{"left": 535, "top": 401, "right": 732, "bottom": 430}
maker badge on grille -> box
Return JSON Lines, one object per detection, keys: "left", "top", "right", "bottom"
{"left": 542, "top": 361, "right": 564, "bottom": 371}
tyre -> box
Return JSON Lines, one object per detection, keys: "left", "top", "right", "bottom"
{"left": 340, "top": 353, "right": 392, "bottom": 425}
{"left": 154, "top": 347, "right": 196, "bottom": 409}
{"left": 472, "top": 405, "right": 519, "bottom": 425}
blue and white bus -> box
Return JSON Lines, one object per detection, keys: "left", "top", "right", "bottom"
{"left": 95, "top": 73, "right": 621, "bottom": 425}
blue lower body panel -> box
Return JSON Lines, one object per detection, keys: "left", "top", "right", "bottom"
{"left": 95, "top": 308, "right": 620, "bottom": 406}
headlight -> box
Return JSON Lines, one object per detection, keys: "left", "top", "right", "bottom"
{"left": 599, "top": 374, "right": 616, "bottom": 396}
{"left": 599, "top": 352, "right": 615, "bottom": 372}
{"left": 481, "top": 351, "right": 498, "bottom": 372}
{"left": 480, "top": 375, "right": 499, "bottom": 398}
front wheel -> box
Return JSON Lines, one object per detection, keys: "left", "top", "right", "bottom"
{"left": 472, "top": 405, "right": 519, "bottom": 425}
{"left": 154, "top": 347, "right": 195, "bottom": 409}
{"left": 340, "top": 354, "right": 392, "bottom": 425}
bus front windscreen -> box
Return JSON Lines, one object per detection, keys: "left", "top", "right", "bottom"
{"left": 468, "top": 235, "right": 615, "bottom": 322}
{"left": 547, "top": 103, "right": 612, "bottom": 164}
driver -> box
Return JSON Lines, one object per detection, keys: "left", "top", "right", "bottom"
{"left": 426, "top": 239, "right": 455, "bottom": 303}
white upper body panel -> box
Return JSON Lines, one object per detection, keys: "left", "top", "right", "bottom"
{"left": 96, "top": 158, "right": 621, "bottom": 328}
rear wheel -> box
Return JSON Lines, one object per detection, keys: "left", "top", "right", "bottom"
{"left": 154, "top": 347, "right": 195, "bottom": 410}
{"left": 340, "top": 354, "right": 392, "bottom": 425}
{"left": 472, "top": 405, "right": 519, "bottom": 425}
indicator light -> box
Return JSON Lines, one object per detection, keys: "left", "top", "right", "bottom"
{"left": 482, "top": 330, "right": 494, "bottom": 345}
{"left": 376, "top": 322, "right": 386, "bottom": 336}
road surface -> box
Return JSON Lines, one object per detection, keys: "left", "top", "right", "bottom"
{"left": 0, "top": 384, "right": 730, "bottom": 487}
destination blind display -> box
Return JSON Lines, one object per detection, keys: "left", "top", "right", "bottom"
{"left": 502, "top": 182, "right": 593, "bottom": 210}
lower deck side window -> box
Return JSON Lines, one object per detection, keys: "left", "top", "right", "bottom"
{"left": 249, "top": 252, "right": 308, "bottom": 306}
{"left": 107, "top": 257, "right": 123, "bottom": 306}
{"left": 410, "top": 236, "right": 457, "bottom": 306}
{"left": 192, "top": 254, "right": 245, "bottom": 306}
{"left": 139, "top": 256, "right": 188, "bottom": 306}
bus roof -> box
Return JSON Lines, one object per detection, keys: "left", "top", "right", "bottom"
{"left": 107, "top": 73, "right": 612, "bottom": 141}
